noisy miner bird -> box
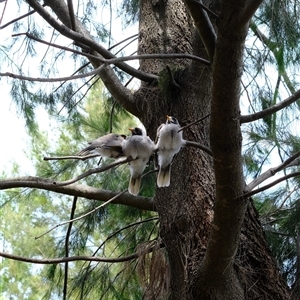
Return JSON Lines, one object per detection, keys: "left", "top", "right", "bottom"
{"left": 156, "top": 115, "right": 186, "bottom": 187}
{"left": 122, "top": 127, "right": 156, "bottom": 195}
{"left": 77, "top": 133, "right": 126, "bottom": 158}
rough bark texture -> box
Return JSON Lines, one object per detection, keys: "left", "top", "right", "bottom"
{"left": 137, "top": 1, "right": 214, "bottom": 299}
{"left": 236, "top": 199, "right": 290, "bottom": 299}
{"left": 136, "top": 1, "right": 290, "bottom": 299}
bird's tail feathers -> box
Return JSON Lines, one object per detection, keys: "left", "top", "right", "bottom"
{"left": 157, "top": 165, "right": 171, "bottom": 187}
{"left": 128, "top": 176, "right": 142, "bottom": 196}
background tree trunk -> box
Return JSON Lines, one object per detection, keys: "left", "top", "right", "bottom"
{"left": 137, "top": 1, "right": 290, "bottom": 299}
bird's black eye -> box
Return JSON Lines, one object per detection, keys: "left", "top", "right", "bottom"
{"left": 135, "top": 128, "right": 143, "bottom": 135}
{"left": 171, "top": 117, "right": 178, "bottom": 124}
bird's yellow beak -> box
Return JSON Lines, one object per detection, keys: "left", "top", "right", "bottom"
{"left": 166, "top": 115, "right": 172, "bottom": 121}
{"left": 128, "top": 128, "right": 134, "bottom": 132}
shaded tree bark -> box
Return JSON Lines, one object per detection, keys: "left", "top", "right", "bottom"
{"left": 136, "top": 0, "right": 290, "bottom": 299}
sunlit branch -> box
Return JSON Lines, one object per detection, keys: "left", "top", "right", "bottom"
{"left": 0, "top": 177, "right": 156, "bottom": 211}
{"left": 35, "top": 191, "right": 127, "bottom": 239}
{"left": 240, "top": 88, "right": 300, "bottom": 123}
{"left": 43, "top": 154, "right": 99, "bottom": 161}
{"left": 239, "top": 171, "right": 300, "bottom": 200}
{"left": 246, "top": 150, "right": 300, "bottom": 192}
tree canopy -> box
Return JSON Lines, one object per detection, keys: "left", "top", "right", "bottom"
{"left": 1, "top": 0, "right": 300, "bottom": 299}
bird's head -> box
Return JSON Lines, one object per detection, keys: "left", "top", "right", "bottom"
{"left": 128, "top": 127, "right": 144, "bottom": 136}
{"left": 166, "top": 115, "right": 179, "bottom": 125}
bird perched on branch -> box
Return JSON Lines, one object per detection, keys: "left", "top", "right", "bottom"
{"left": 122, "top": 127, "right": 156, "bottom": 195}
{"left": 77, "top": 133, "right": 126, "bottom": 158}
{"left": 156, "top": 115, "right": 186, "bottom": 187}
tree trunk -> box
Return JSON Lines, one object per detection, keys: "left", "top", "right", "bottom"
{"left": 136, "top": 0, "right": 290, "bottom": 299}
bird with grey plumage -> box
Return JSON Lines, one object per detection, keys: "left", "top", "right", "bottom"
{"left": 77, "top": 133, "right": 126, "bottom": 159}
{"left": 156, "top": 115, "right": 186, "bottom": 187}
{"left": 122, "top": 127, "right": 156, "bottom": 195}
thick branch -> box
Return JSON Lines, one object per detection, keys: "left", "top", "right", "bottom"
{"left": 0, "top": 176, "right": 156, "bottom": 211}
{"left": 200, "top": 1, "right": 249, "bottom": 294}
{"left": 184, "top": 0, "right": 216, "bottom": 61}
{"left": 241, "top": 88, "right": 300, "bottom": 123}
{"left": 239, "top": 0, "right": 263, "bottom": 26}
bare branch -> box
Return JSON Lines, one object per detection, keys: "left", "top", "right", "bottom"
{"left": 0, "top": 64, "right": 105, "bottom": 82}
{"left": 53, "top": 157, "right": 132, "bottom": 187}
{"left": 0, "top": 177, "right": 156, "bottom": 211}
{"left": 0, "top": 51, "right": 209, "bottom": 82}
{"left": 246, "top": 150, "right": 300, "bottom": 192}
{"left": 43, "top": 154, "right": 100, "bottom": 161}
{"left": 240, "top": 88, "right": 300, "bottom": 123}
{"left": 26, "top": 0, "right": 156, "bottom": 83}
{"left": 16, "top": 32, "right": 211, "bottom": 67}
{"left": 36, "top": 191, "right": 127, "bottom": 239}
{"left": 0, "top": 240, "right": 164, "bottom": 265}
{"left": 0, "top": 4, "right": 42, "bottom": 29}
{"left": 0, "top": 0, "right": 8, "bottom": 26}
{"left": 0, "top": 251, "right": 138, "bottom": 264}
{"left": 178, "top": 114, "right": 211, "bottom": 132}
{"left": 239, "top": 171, "right": 300, "bottom": 200}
